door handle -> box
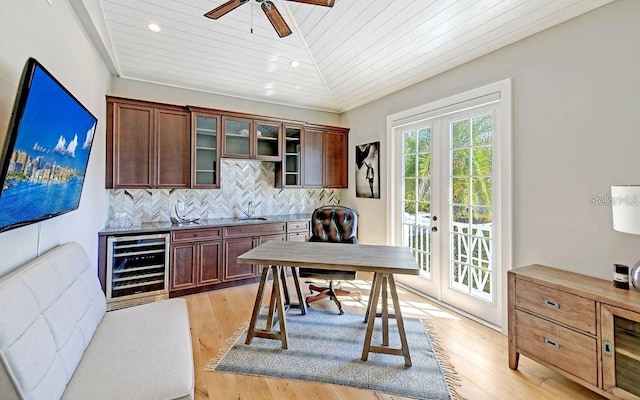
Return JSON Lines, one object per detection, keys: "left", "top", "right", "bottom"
{"left": 431, "top": 227, "right": 438, "bottom": 232}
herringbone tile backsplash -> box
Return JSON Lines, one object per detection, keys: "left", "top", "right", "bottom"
{"left": 108, "top": 160, "right": 342, "bottom": 223}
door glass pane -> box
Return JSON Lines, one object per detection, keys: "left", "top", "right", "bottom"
{"left": 402, "top": 128, "right": 432, "bottom": 278}
{"left": 283, "top": 126, "right": 301, "bottom": 186}
{"left": 256, "top": 122, "right": 280, "bottom": 157}
{"left": 449, "top": 114, "right": 494, "bottom": 303}
{"left": 472, "top": 178, "right": 492, "bottom": 206}
{"left": 614, "top": 316, "right": 640, "bottom": 396}
{"left": 225, "top": 119, "right": 250, "bottom": 156}
{"left": 472, "top": 146, "right": 492, "bottom": 176}
{"left": 194, "top": 116, "right": 217, "bottom": 186}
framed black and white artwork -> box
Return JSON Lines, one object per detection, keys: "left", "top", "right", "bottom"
{"left": 355, "top": 141, "right": 380, "bottom": 199}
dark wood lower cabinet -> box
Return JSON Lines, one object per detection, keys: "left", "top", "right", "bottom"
{"left": 163, "top": 221, "right": 308, "bottom": 296}
{"left": 170, "top": 242, "right": 198, "bottom": 290}
{"left": 223, "top": 237, "right": 257, "bottom": 282}
{"left": 170, "top": 239, "right": 223, "bottom": 291}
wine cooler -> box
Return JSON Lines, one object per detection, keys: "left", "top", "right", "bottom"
{"left": 106, "top": 233, "right": 170, "bottom": 310}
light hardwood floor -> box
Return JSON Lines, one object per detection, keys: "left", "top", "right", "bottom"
{"left": 185, "top": 273, "right": 606, "bottom": 400}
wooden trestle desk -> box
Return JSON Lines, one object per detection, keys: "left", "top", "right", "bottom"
{"left": 237, "top": 240, "right": 420, "bottom": 366}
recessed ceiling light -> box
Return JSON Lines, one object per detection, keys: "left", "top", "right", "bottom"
{"left": 147, "top": 23, "right": 161, "bottom": 32}
{"left": 289, "top": 60, "right": 300, "bottom": 68}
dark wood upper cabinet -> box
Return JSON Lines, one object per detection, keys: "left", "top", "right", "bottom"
{"left": 222, "top": 116, "right": 253, "bottom": 159}
{"left": 106, "top": 96, "right": 348, "bottom": 189}
{"left": 191, "top": 111, "right": 221, "bottom": 189}
{"left": 107, "top": 101, "right": 153, "bottom": 188}
{"left": 303, "top": 128, "right": 324, "bottom": 188}
{"left": 221, "top": 116, "right": 282, "bottom": 161}
{"left": 254, "top": 120, "right": 282, "bottom": 161}
{"left": 106, "top": 97, "right": 190, "bottom": 189}
{"left": 324, "top": 129, "right": 349, "bottom": 189}
{"left": 155, "top": 109, "right": 190, "bottom": 188}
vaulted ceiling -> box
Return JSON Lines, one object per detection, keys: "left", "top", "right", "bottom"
{"left": 92, "top": 0, "right": 612, "bottom": 113}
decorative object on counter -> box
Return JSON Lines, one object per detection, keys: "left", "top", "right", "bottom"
{"left": 631, "top": 262, "right": 640, "bottom": 292}
{"left": 170, "top": 203, "right": 200, "bottom": 224}
{"left": 611, "top": 185, "right": 640, "bottom": 292}
{"left": 355, "top": 141, "right": 380, "bottom": 199}
{"left": 613, "top": 264, "right": 630, "bottom": 290}
{"left": 110, "top": 212, "right": 141, "bottom": 228}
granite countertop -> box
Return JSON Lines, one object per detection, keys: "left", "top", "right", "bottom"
{"left": 99, "top": 213, "right": 311, "bottom": 236}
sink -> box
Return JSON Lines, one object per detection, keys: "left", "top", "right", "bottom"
{"left": 238, "top": 217, "right": 267, "bottom": 221}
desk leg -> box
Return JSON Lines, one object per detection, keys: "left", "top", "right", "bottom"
{"left": 388, "top": 274, "right": 412, "bottom": 367}
{"left": 290, "top": 267, "right": 307, "bottom": 315}
{"left": 381, "top": 275, "right": 389, "bottom": 347}
{"left": 265, "top": 274, "right": 278, "bottom": 332}
{"left": 273, "top": 265, "right": 289, "bottom": 349}
{"left": 246, "top": 267, "right": 271, "bottom": 345}
{"left": 361, "top": 273, "right": 412, "bottom": 367}
{"left": 280, "top": 267, "right": 291, "bottom": 306}
{"left": 364, "top": 273, "right": 381, "bottom": 323}
{"left": 245, "top": 265, "right": 289, "bottom": 349}
{"left": 361, "top": 272, "right": 383, "bottom": 361}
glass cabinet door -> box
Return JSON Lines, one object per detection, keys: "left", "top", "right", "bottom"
{"left": 602, "top": 304, "right": 640, "bottom": 399}
{"left": 283, "top": 125, "right": 302, "bottom": 186}
{"left": 255, "top": 120, "right": 281, "bottom": 161}
{"left": 193, "top": 114, "right": 220, "bottom": 188}
{"left": 222, "top": 116, "right": 252, "bottom": 158}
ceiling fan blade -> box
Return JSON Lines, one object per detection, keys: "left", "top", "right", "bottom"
{"left": 261, "top": 1, "right": 293, "bottom": 38}
{"left": 204, "top": 0, "right": 249, "bottom": 20}
{"left": 284, "top": 0, "right": 335, "bottom": 7}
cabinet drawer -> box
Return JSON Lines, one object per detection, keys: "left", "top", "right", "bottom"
{"left": 224, "top": 223, "right": 286, "bottom": 238}
{"left": 287, "top": 221, "right": 310, "bottom": 233}
{"left": 171, "top": 228, "right": 222, "bottom": 242}
{"left": 515, "top": 310, "right": 598, "bottom": 386}
{"left": 515, "top": 278, "right": 596, "bottom": 335}
{"left": 287, "top": 232, "right": 308, "bottom": 242}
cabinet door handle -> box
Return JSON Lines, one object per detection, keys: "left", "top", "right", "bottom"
{"left": 603, "top": 340, "right": 613, "bottom": 356}
{"left": 543, "top": 299, "right": 559, "bottom": 309}
{"left": 544, "top": 338, "right": 560, "bottom": 349}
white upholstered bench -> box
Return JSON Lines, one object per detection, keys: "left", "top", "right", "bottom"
{"left": 0, "top": 242, "right": 194, "bottom": 400}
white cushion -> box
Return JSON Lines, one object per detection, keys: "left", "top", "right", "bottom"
{"left": 62, "top": 298, "right": 194, "bottom": 400}
{"left": 0, "top": 242, "right": 106, "bottom": 400}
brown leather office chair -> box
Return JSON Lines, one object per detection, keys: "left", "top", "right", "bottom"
{"left": 298, "top": 205, "right": 361, "bottom": 315}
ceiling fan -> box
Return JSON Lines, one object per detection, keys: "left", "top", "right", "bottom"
{"left": 204, "top": 0, "right": 335, "bottom": 38}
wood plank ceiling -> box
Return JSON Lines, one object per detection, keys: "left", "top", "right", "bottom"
{"left": 98, "top": 0, "right": 613, "bottom": 112}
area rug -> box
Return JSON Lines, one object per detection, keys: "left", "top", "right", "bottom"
{"left": 205, "top": 308, "right": 463, "bottom": 400}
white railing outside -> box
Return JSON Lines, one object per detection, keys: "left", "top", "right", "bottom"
{"left": 403, "top": 215, "right": 493, "bottom": 303}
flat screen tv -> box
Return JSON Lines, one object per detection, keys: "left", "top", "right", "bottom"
{"left": 0, "top": 58, "right": 97, "bottom": 233}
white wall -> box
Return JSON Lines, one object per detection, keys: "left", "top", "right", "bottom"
{"left": 341, "top": 0, "right": 640, "bottom": 280}
{"left": 110, "top": 78, "right": 341, "bottom": 127}
{"left": 0, "top": 0, "right": 111, "bottom": 276}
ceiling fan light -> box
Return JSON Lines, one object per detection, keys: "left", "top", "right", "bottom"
{"left": 147, "top": 23, "right": 161, "bottom": 32}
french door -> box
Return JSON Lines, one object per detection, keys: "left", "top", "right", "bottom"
{"left": 393, "top": 104, "right": 503, "bottom": 328}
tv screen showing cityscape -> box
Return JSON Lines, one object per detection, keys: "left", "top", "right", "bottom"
{"left": 0, "top": 58, "right": 97, "bottom": 233}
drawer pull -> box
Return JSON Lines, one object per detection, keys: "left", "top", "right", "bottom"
{"left": 544, "top": 338, "right": 560, "bottom": 349}
{"left": 603, "top": 340, "right": 613, "bottom": 356}
{"left": 543, "top": 299, "right": 559, "bottom": 309}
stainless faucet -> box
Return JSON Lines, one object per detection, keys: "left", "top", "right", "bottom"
{"left": 243, "top": 201, "right": 254, "bottom": 218}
